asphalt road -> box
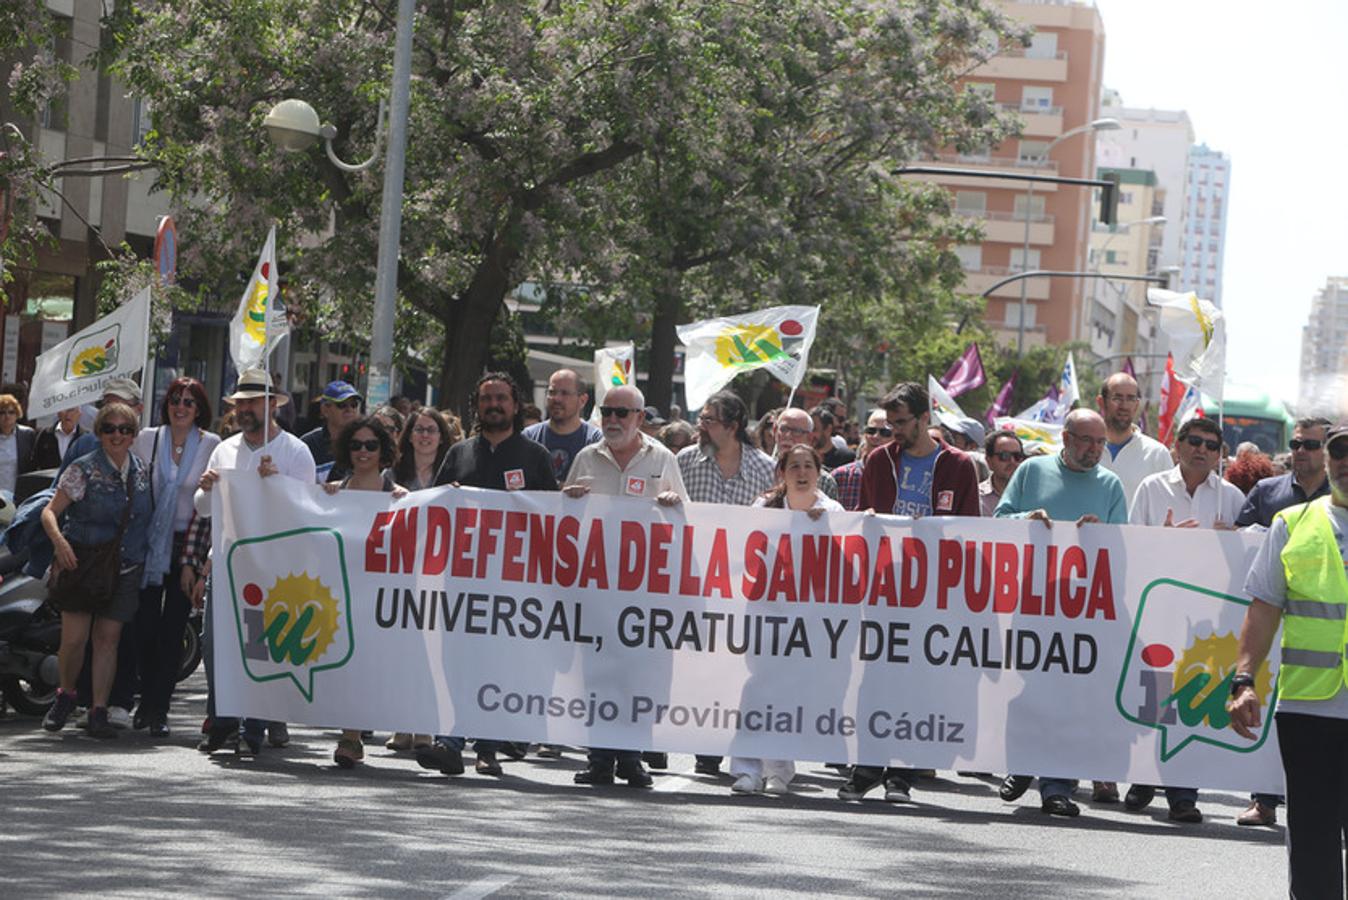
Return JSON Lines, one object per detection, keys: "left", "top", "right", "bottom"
{"left": 1, "top": 674, "right": 1288, "bottom": 898}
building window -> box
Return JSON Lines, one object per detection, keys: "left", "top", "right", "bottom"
{"left": 1009, "top": 248, "right": 1040, "bottom": 272}
{"left": 955, "top": 191, "right": 987, "bottom": 213}
{"left": 1004, "top": 302, "right": 1036, "bottom": 327}
{"left": 1013, "top": 194, "right": 1046, "bottom": 220}
{"left": 954, "top": 245, "right": 982, "bottom": 270}
{"left": 1021, "top": 86, "right": 1054, "bottom": 111}
{"left": 966, "top": 82, "right": 996, "bottom": 100}
{"left": 1026, "top": 32, "right": 1058, "bottom": 59}
{"left": 131, "top": 97, "right": 152, "bottom": 146}
{"left": 1018, "top": 140, "right": 1050, "bottom": 165}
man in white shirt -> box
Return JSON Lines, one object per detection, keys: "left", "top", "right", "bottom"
{"left": 1096, "top": 373, "right": 1171, "bottom": 509}
{"left": 1122, "top": 416, "right": 1243, "bottom": 823}
{"left": 193, "top": 368, "right": 316, "bottom": 756}
{"left": 563, "top": 384, "right": 685, "bottom": 788}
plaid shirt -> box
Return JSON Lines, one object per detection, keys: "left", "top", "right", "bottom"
{"left": 181, "top": 511, "right": 211, "bottom": 570}
{"left": 677, "top": 442, "right": 777, "bottom": 506}
{"left": 831, "top": 458, "right": 865, "bottom": 511}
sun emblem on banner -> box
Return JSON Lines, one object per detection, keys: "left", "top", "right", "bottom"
{"left": 243, "top": 262, "right": 272, "bottom": 345}
{"left": 64, "top": 325, "right": 121, "bottom": 380}
{"left": 1169, "top": 632, "right": 1273, "bottom": 723}
{"left": 713, "top": 319, "right": 803, "bottom": 369}
{"left": 243, "top": 572, "right": 341, "bottom": 666}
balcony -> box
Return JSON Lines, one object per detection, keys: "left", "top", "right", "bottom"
{"left": 961, "top": 266, "right": 1051, "bottom": 300}
{"left": 972, "top": 49, "right": 1068, "bottom": 83}
{"left": 1002, "top": 103, "right": 1063, "bottom": 138}
{"left": 955, "top": 209, "right": 1055, "bottom": 245}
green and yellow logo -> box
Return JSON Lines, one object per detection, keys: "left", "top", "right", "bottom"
{"left": 1115, "top": 579, "right": 1275, "bottom": 760}
{"left": 65, "top": 324, "right": 121, "bottom": 380}
{"left": 713, "top": 317, "right": 806, "bottom": 369}
{"left": 226, "top": 527, "right": 353, "bottom": 701}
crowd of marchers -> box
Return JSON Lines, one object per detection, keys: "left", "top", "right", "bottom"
{"left": 0, "top": 365, "right": 1335, "bottom": 835}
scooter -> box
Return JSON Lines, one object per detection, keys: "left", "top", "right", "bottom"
{"left": 0, "top": 546, "right": 62, "bottom": 715}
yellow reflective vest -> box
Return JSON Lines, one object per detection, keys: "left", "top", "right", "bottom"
{"left": 1277, "top": 496, "right": 1348, "bottom": 701}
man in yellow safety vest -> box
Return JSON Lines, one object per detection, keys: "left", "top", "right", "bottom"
{"left": 1231, "top": 421, "right": 1348, "bottom": 896}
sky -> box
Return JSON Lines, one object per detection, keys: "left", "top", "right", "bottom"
{"left": 1092, "top": 0, "right": 1348, "bottom": 408}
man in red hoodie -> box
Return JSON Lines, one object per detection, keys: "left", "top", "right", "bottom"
{"left": 841, "top": 381, "right": 981, "bottom": 805}
{"left": 859, "top": 381, "right": 981, "bottom": 519}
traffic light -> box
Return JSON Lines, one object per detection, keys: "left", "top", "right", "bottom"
{"left": 1099, "top": 171, "right": 1120, "bottom": 226}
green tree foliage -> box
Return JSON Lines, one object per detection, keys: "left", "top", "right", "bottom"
{"left": 57, "top": 1, "right": 1023, "bottom": 414}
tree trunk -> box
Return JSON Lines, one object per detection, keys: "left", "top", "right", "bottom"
{"left": 645, "top": 275, "right": 683, "bottom": 416}
{"left": 437, "top": 226, "right": 522, "bottom": 419}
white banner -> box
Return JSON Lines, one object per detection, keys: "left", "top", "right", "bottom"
{"left": 212, "top": 475, "right": 1283, "bottom": 792}
{"left": 676, "top": 305, "right": 819, "bottom": 412}
{"left": 28, "top": 287, "right": 151, "bottom": 416}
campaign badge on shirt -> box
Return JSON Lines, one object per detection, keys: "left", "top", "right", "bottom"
{"left": 936, "top": 490, "right": 954, "bottom": 512}
{"left": 504, "top": 468, "right": 526, "bottom": 491}
{"left": 625, "top": 475, "right": 647, "bottom": 497}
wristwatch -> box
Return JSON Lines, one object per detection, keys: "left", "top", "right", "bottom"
{"left": 1230, "top": 672, "right": 1256, "bottom": 696}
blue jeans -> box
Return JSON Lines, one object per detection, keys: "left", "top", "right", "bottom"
{"left": 1038, "top": 777, "right": 1074, "bottom": 800}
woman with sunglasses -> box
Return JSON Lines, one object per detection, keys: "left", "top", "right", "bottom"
{"left": 39, "top": 402, "right": 153, "bottom": 738}
{"left": 125, "top": 378, "right": 220, "bottom": 737}
{"left": 729, "top": 444, "right": 842, "bottom": 796}
{"left": 322, "top": 416, "right": 407, "bottom": 766}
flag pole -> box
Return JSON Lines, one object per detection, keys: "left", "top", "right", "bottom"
{"left": 261, "top": 225, "right": 274, "bottom": 452}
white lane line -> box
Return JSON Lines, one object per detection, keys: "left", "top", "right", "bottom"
{"left": 652, "top": 768, "right": 701, "bottom": 792}
{"left": 447, "top": 874, "right": 520, "bottom": 899}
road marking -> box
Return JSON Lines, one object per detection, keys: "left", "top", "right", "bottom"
{"left": 653, "top": 769, "right": 700, "bottom": 793}
{"left": 447, "top": 875, "right": 519, "bottom": 899}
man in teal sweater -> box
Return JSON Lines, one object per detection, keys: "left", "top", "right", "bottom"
{"left": 993, "top": 408, "right": 1128, "bottom": 816}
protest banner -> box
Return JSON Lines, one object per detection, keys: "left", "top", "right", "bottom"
{"left": 212, "top": 474, "right": 1282, "bottom": 792}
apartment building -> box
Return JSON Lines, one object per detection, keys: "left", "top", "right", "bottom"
{"left": 929, "top": 0, "right": 1106, "bottom": 351}
{"left": 1300, "top": 276, "right": 1348, "bottom": 418}
{"left": 1086, "top": 167, "right": 1164, "bottom": 367}
{"left": 1181, "top": 144, "right": 1231, "bottom": 307}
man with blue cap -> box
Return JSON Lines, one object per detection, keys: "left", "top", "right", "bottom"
{"left": 300, "top": 380, "right": 362, "bottom": 482}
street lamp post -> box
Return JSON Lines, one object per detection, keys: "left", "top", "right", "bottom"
{"left": 263, "top": 0, "right": 414, "bottom": 408}
{"left": 1015, "top": 117, "right": 1120, "bottom": 358}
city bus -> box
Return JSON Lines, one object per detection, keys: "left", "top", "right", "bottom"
{"left": 1199, "top": 383, "right": 1295, "bottom": 454}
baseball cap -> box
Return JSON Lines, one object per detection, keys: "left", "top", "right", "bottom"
{"left": 643, "top": 406, "right": 667, "bottom": 427}
{"left": 100, "top": 377, "right": 142, "bottom": 404}
{"left": 318, "top": 380, "right": 361, "bottom": 403}
{"left": 1326, "top": 423, "right": 1348, "bottom": 449}
{"left": 951, "top": 416, "right": 987, "bottom": 446}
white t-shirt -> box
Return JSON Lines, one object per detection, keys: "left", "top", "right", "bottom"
{"left": 1129, "top": 466, "right": 1245, "bottom": 529}
{"left": 1101, "top": 429, "right": 1172, "bottom": 512}
{"left": 1244, "top": 502, "right": 1348, "bottom": 719}
{"left": 193, "top": 428, "right": 316, "bottom": 517}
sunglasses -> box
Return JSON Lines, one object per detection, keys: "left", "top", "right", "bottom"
{"left": 599, "top": 406, "right": 637, "bottom": 419}
{"left": 1289, "top": 439, "right": 1323, "bottom": 452}
{"left": 99, "top": 423, "right": 136, "bottom": 436}
{"left": 168, "top": 395, "right": 196, "bottom": 408}
{"left": 865, "top": 426, "right": 893, "bottom": 437}
{"left": 1331, "top": 443, "right": 1348, "bottom": 461}
{"left": 992, "top": 450, "right": 1026, "bottom": 462}
{"left": 350, "top": 439, "right": 381, "bottom": 452}
{"left": 1183, "top": 435, "right": 1221, "bottom": 452}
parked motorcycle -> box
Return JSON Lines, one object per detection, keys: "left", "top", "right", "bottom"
{"left": 0, "top": 546, "right": 61, "bottom": 715}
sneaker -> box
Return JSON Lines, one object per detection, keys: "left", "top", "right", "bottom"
{"left": 334, "top": 738, "right": 365, "bottom": 769}
{"left": 731, "top": 774, "right": 764, "bottom": 794}
{"left": 87, "top": 707, "right": 119, "bottom": 739}
{"left": 883, "top": 778, "right": 913, "bottom": 803}
{"left": 107, "top": 706, "right": 133, "bottom": 730}
{"left": 148, "top": 717, "right": 171, "bottom": 739}
{"left": 1168, "top": 800, "right": 1203, "bottom": 824}
{"left": 75, "top": 707, "right": 90, "bottom": 730}
{"left": 1041, "top": 795, "right": 1081, "bottom": 817}
{"left": 763, "top": 775, "right": 789, "bottom": 796}
{"left": 838, "top": 768, "right": 883, "bottom": 801}
{"left": 415, "top": 742, "right": 465, "bottom": 776}
{"left": 999, "top": 774, "right": 1033, "bottom": 802}
{"left": 42, "top": 690, "right": 78, "bottom": 732}
{"left": 1124, "top": 784, "right": 1156, "bottom": 811}
{"left": 267, "top": 723, "right": 290, "bottom": 748}
{"left": 1237, "top": 800, "right": 1276, "bottom": 826}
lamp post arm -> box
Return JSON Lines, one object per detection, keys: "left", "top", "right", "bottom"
{"left": 323, "top": 98, "right": 387, "bottom": 174}
{"left": 980, "top": 269, "right": 1168, "bottom": 298}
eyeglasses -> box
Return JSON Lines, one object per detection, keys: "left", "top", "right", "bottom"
{"left": 777, "top": 425, "right": 811, "bottom": 437}
{"left": 0, "top": 410, "right": 16, "bottom": 417}
{"left": 99, "top": 423, "right": 136, "bottom": 436}
{"left": 991, "top": 450, "right": 1026, "bottom": 462}
{"left": 864, "top": 426, "right": 893, "bottom": 437}
{"left": 1065, "top": 431, "right": 1106, "bottom": 447}
{"left": 411, "top": 425, "right": 438, "bottom": 436}
{"left": 1289, "top": 439, "right": 1323, "bottom": 452}
{"left": 1183, "top": 435, "right": 1221, "bottom": 452}
{"left": 697, "top": 415, "right": 723, "bottom": 426}
{"left": 599, "top": 406, "right": 636, "bottom": 419}
{"left": 350, "top": 439, "right": 381, "bottom": 452}
{"left": 1330, "top": 442, "right": 1348, "bottom": 461}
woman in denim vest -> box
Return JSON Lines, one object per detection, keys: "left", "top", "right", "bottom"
{"left": 39, "top": 402, "right": 152, "bottom": 738}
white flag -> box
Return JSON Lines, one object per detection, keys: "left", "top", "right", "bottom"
{"left": 589, "top": 343, "right": 635, "bottom": 426}
{"left": 926, "top": 375, "right": 967, "bottom": 430}
{"left": 1147, "top": 289, "right": 1225, "bottom": 400}
{"left": 28, "top": 286, "right": 152, "bottom": 416}
{"left": 229, "top": 226, "right": 288, "bottom": 372}
{"left": 993, "top": 416, "right": 1064, "bottom": 453}
{"left": 676, "top": 305, "right": 819, "bottom": 412}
